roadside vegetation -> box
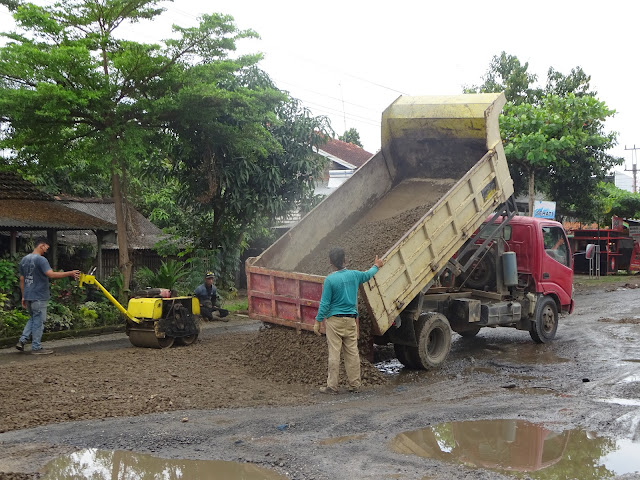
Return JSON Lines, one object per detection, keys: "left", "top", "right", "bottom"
{"left": 0, "top": 257, "right": 121, "bottom": 339}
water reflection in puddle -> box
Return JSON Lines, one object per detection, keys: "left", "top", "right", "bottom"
{"left": 41, "top": 448, "right": 287, "bottom": 480}
{"left": 391, "top": 419, "right": 640, "bottom": 478}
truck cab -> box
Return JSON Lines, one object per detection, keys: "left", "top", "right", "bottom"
{"left": 384, "top": 213, "right": 575, "bottom": 370}
{"left": 505, "top": 216, "right": 574, "bottom": 315}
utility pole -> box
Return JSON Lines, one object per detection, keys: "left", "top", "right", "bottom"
{"left": 339, "top": 82, "right": 347, "bottom": 133}
{"left": 624, "top": 145, "right": 640, "bottom": 193}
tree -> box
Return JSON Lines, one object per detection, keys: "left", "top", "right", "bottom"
{"left": 467, "top": 52, "right": 621, "bottom": 219}
{"left": 133, "top": 70, "right": 332, "bottom": 278}
{"left": 339, "top": 128, "right": 363, "bottom": 147}
{"left": 595, "top": 182, "right": 640, "bottom": 226}
{"left": 500, "top": 94, "right": 618, "bottom": 217}
{"left": 1, "top": 1, "right": 327, "bottom": 289}
{"left": 465, "top": 52, "right": 540, "bottom": 105}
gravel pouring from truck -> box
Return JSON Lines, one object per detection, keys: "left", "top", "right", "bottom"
{"left": 247, "top": 96, "right": 508, "bottom": 320}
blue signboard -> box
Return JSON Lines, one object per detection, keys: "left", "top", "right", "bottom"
{"left": 533, "top": 200, "right": 556, "bottom": 219}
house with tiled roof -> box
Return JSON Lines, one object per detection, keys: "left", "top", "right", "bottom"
{"left": 0, "top": 172, "right": 166, "bottom": 278}
{"left": 274, "top": 138, "right": 373, "bottom": 228}
{"left": 315, "top": 138, "right": 373, "bottom": 195}
{"left": 0, "top": 172, "right": 116, "bottom": 268}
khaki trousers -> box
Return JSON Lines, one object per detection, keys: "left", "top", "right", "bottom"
{"left": 325, "top": 315, "right": 361, "bottom": 390}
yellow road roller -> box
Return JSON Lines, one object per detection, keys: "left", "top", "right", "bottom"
{"left": 79, "top": 273, "right": 201, "bottom": 349}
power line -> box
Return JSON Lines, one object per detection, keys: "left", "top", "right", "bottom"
{"left": 272, "top": 77, "right": 382, "bottom": 115}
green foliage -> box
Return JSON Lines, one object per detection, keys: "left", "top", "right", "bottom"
{"left": 225, "top": 297, "right": 248, "bottom": 313}
{"left": 465, "top": 52, "right": 540, "bottom": 105}
{"left": 467, "top": 52, "right": 621, "bottom": 221}
{"left": 75, "top": 304, "right": 98, "bottom": 329}
{"left": 594, "top": 182, "right": 640, "bottom": 226}
{"left": 0, "top": 307, "right": 29, "bottom": 338}
{"left": 134, "top": 259, "right": 187, "bottom": 290}
{"left": 0, "top": 257, "right": 19, "bottom": 293}
{"left": 45, "top": 302, "right": 74, "bottom": 332}
{"left": 102, "top": 270, "right": 126, "bottom": 304}
{"left": 339, "top": 128, "right": 363, "bottom": 147}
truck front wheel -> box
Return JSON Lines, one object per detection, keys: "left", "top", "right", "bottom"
{"left": 529, "top": 296, "right": 558, "bottom": 344}
{"left": 409, "top": 312, "right": 452, "bottom": 369}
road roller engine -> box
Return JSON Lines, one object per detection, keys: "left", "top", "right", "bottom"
{"left": 78, "top": 272, "right": 201, "bottom": 349}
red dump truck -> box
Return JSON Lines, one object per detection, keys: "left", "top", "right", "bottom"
{"left": 246, "top": 93, "right": 574, "bottom": 369}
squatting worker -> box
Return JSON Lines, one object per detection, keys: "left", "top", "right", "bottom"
{"left": 194, "top": 271, "right": 229, "bottom": 322}
{"left": 314, "top": 247, "right": 384, "bottom": 394}
{"left": 16, "top": 237, "right": 80, "bottom": 355}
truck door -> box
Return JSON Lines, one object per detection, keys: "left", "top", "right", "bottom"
{"left": 540, "top": 225, "right": 573, "bottom": 310}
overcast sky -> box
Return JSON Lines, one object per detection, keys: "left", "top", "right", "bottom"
{"left": 2, "top": 1, "right": 638, "bottom": 170}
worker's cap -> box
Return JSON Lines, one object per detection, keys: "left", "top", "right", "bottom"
{"left": 205, "top": 271, "right": 215, "bottom": 278}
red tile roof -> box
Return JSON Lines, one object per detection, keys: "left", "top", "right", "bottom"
{"left": 319, "top": 138, "right": 373, "bottom": 169}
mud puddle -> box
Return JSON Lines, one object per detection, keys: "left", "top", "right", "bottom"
{"left": 472, "top": 342, "right": 570, "bottom": 366}
{"left": 391, "top": 419, "right": 640, "bottom": 479}
{"left": 41, "top": 448, "right": 287, "bottom": 479}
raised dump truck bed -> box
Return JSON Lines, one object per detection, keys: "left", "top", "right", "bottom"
{"left": 247, "top": 93, "right": 514, "bottom": 338}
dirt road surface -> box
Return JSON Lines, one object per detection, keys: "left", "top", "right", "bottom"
{"left": 1, "top": 279, "right": 639, "bottom": 479}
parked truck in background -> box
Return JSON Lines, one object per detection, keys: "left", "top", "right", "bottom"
{"left": 246, "top": 93, "right": 574, "bottom": 370}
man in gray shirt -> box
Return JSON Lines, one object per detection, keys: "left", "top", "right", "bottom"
{"left": 17, "top": 237, "right": 80, "bottom": 354}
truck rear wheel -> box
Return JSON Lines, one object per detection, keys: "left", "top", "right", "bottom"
{"left": 409, "top": 312, "right": 452, "bottom": 369}
{"left": 529, "top": 296, "right": 558, "bottom": 344}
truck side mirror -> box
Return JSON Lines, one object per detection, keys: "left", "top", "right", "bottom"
{"left": 585, "top": 244, "right": 596, "bottom": 260}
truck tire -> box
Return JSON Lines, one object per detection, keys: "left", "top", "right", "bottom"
{"left": 409, "top": 312, "right": 452, "bottom": 369}
{"left": 457, "top": 249, "right": 496, "bottom": 290}
{"left": 394, "top": 343, "right": 418, "bottom": 369}
{"left": 529, "top": 296, "right": 558, "bottom": 344}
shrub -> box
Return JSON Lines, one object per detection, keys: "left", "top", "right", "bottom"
{"left": 134, "top": 260, "right": 188, "bottom": 290}
{"left": 45, "top": 303, "right": 74, "bottom": 332}
{"left": 75, "top": 305, "right": 99, "bottom": 329}
{"left": 0, "top": 308, "right": 29, "bottom": 338}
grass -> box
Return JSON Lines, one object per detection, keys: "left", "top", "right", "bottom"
{"left": 224, "top": 297, "right": 248, "bottom": 313}
{"left": 573, "top": 273, "right": 639, "bottom": 286}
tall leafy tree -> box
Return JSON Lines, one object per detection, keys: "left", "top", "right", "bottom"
{"left": 500, "top": 94, "right": 618, "bottom": 217}
{"left": 132, "top": 67, "right": 332, "bottom": 277}
{"left": 467, "top": 52, "right": 620, "bottom": 219}
{"left": 465, "top": 52, "right": 540, "bottom": 105}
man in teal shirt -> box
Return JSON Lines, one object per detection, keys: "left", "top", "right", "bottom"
{"left": 314, "top": 247, "right": 383, "bottom": 394}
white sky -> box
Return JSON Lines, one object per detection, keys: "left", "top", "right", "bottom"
{"left": 1, "top": 0, "right": 639, "bottom": 170}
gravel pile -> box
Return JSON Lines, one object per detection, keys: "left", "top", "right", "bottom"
{"left": 235, "top": 325, "right": 386, "bottom": 387}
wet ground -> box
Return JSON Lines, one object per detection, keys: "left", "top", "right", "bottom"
{"left": 1, "top": 278, "right": 640, "bottom": 479}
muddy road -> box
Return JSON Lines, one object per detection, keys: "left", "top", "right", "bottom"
{"left": 1, "top": 279, "right": 640, "bottom": 480}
